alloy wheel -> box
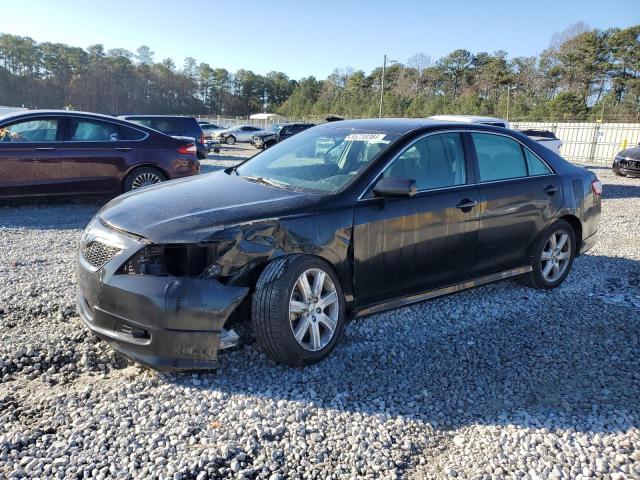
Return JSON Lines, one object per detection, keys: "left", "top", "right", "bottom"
{"left": 131, "top": 172, "right": 162, "bottom": 190}
{"left": 289, "top": 268, "right": 339, "bottom": 351}
{"left": 540, "top": 231, "right": 571, "bottom": 283}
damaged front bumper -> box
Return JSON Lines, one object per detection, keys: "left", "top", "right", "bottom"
{"left": 76, "top": 219, "right": 249, "bottom": 371}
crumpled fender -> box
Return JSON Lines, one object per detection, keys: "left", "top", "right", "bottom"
{"left": 202, "top": 208, "right": 355, "bottom": 302}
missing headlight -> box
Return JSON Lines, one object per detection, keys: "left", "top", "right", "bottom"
{"left": 118, "top": 244, "right": 216, "bottom": 277}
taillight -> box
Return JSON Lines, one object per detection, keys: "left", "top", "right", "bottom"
{"left": 591, "top": 179, "right": 602, "bottom": 196}
{"left": 177, "top": 143, "right": 196, "bottom": 154}
{"left": 200, "top": 134, "right": 205, "bottom": 144}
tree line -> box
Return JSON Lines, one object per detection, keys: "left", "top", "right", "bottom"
{"left": 0, "top": 23, "right": 638, "bottom": 122}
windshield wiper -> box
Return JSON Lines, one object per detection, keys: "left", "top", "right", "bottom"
{"left": 241, "top": 175, "right": 287, "bottom": 189}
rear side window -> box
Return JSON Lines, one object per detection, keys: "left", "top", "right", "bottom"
{"left": 0, "top": 119, "right": 59, "bottom": 142}
{"left": 119, "top": 125, "right": 146, "bottom": 140}
{"left": 70, "top": 119, "right": 121, "bottom": 141}
{"left": 524, "top": 148, "right": 552, "bottom": 176}
{"left": 384, "top": 132, "right": 467, "bottom": 190}
{"left": 69, "top": 119, "right": 147, "bottom": 141}
{"left": 472, "top": 133, "right": 527, "bottom": 182}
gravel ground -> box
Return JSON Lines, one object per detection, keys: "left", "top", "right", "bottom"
{"left": 1, "top": 150, "right": 639, "bottom": 479}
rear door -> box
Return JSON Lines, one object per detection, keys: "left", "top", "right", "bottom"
{"left": 58, "top": 117, "right": 141, "bottom": 193}
{"left": 0, "top": 116, "right": 64, "bottom": 197}
{"left": 354, "top": 131, "right": 480, "bottom": 307}
{"left": 470, "top": 132, "right": 562, "bottom": 275}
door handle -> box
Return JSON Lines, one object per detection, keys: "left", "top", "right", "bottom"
{"left": 35, "top": 147, "right": 55, "bottom": 151}
{"left": 544, "top": 185, "right": 559, "bottom": 195}
{"left": 115, "top": 147, "right": 132, "bottom": 151}
{"left": 456, "top": 199, "right": 478, "bottom": 211}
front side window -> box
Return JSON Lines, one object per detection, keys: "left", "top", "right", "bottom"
{"left": 69, "top": 119, "right": 122, "bottom": 142}
{"left": 472, "top": 133, "right": 527, "bottom": 182}
{"left": 235, "top": 126, "right": 400, "bottom": 194}
{"left": 383, "top": 132, "right": 467, "bottom": 190}
{"left": 0, "top": 119, "right": 59, "bottom": 142}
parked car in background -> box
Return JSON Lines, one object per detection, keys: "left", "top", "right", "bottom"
{"left": 76, "top": 119, "right": 601, "bottom": 370}
{"left": 214, "top": 125, "right": 268, "bottom": 144}
{"left": 429, "top": 115, "right": 563, "bottom": 155}
{"left": 613, "top": 143, "right": 640, "bottom": 177}
{"left": 0, "top": 110, "right": 200, "bottom": 198}
{"left": 200, "top": 123, "right": 225, "bottom": 140}
{"left": 253, "top": 122, "right": 315, "bottom": 149}
{"left": 516, "top": 129, "right": 563, "bottom": 155}
{"left": 119, "top": 115, "right": 207, "bottom": 159}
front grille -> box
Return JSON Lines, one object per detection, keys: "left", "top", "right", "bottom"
{"left": 82, "top": 241, "right": 121, "bottom": 269}
{"left": 622, "top": 159, "right": 640, "bottom": 169}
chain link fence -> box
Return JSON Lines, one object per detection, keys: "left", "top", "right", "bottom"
{"left": 511, "top": 122, "right": 640, "bottom": 163}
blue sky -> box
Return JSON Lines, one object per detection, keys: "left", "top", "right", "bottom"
{"left": 1, "top": 0, "right": 638, "bottom": 79}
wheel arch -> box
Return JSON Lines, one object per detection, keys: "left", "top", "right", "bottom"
{"left": 558, "top": 214, "right": 583, "bottom": 254}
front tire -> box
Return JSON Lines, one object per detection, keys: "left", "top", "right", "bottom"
{"left": 226, "top": 135, "right": 236, "bottom": 145}
{"left": 522, "top": 219, "right": 576, "bottom": 289}
{"left": 252, "top": 255, "right": 346, "bottom": 366}
{"left": 124, "top": 166, "right": 166, "bottom": 192}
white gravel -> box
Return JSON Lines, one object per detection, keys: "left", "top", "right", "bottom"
{"left": 1, "top": 153, "right": 639, "bottom": 479}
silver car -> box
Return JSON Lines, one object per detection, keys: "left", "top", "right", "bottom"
{"left": 218, "top": 125, "right": 269, "bottom": 144}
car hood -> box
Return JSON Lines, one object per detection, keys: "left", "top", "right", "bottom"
{"left": 99, "top": 171, "right": 323, "bottom": 243}
{"left": 618, "top": 146, "right": 640, "bottom": 160}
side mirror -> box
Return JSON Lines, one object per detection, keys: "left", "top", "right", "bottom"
{"left": 373, "top": 177, "right": 417, "bottom": 198}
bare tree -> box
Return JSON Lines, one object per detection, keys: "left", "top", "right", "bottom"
{"left": 550, "top": 21, "right": 592, "bottom": 50}
{"left": 407, "top": 52, "right": 432, "bottom": 75}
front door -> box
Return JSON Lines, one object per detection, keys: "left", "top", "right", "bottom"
{"left": 353, "top": 131, "right": 480, "bottom": 308}
{"left": 0, "top": 117, "right": 63, "bottom": 197}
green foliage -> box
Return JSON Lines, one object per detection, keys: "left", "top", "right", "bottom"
{"left": 0, "top": 25, "right": 638, "bottom": 121}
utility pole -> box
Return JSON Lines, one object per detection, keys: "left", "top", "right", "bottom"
{"left": 379, "top": 55, "right": 398, "bottom": 118}
{"left": 379, "top": 55, "right": 387, "bottom": 119}
{"left": 506, "top": 85, "right": 517, "bottom": 123}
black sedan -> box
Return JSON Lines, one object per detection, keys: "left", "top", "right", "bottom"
{"left": 0, "top": 110, "right": 200, "bottom": 199}
{"left": 613, "top": 144, "right": 640, "bottom": 176}
{"left": 76, "top": 119, "right": 602, "bottom": 370}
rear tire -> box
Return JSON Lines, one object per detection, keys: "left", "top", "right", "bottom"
{"left": 521, "top": 219, "right": 576, "bottom": 289}
{"left": 124, "top": 166, "right": 166, "bottom": 192}
{"left": 226, "top": 135, "right": 236, "bottom": 145}
{"left": 252, "top": 255, "right": 346, "bottom": 366}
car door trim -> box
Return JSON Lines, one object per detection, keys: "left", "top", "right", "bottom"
{"left": 357, "top": 128, "right": 556, "bottom": 201}
{"left": 355, "top": 265, "right": 533, "bottom": 317}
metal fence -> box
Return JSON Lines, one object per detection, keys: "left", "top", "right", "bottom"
{"left": 511, "top": 122, "right": 640, "bottom": 163}
{"left": 192, "top": 115, "right": 640, "bottom": 163}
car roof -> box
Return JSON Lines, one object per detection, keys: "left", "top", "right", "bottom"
{"left": 429, "top": 114, "right": 509, "bottom": 125}
{"left": 118, "top": 114, "right": 196, "bottom": 120}
{"left": 0, "top": 109, "right": 125, "bottom": 123}
{"left": 317, "top": 118, "right": 491, "bottom": 134}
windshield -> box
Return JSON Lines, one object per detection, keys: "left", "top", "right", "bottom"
{"left": 235, "top": 124, "right": 400, "bottom": 194}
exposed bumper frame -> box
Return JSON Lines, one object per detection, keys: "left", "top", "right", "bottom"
{"left": 76, "top": 218, "right": 249, "bottom": 371}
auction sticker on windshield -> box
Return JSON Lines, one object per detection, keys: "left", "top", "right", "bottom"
{"left": 345, "top": 133, "right": 386, "bottom": 142}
